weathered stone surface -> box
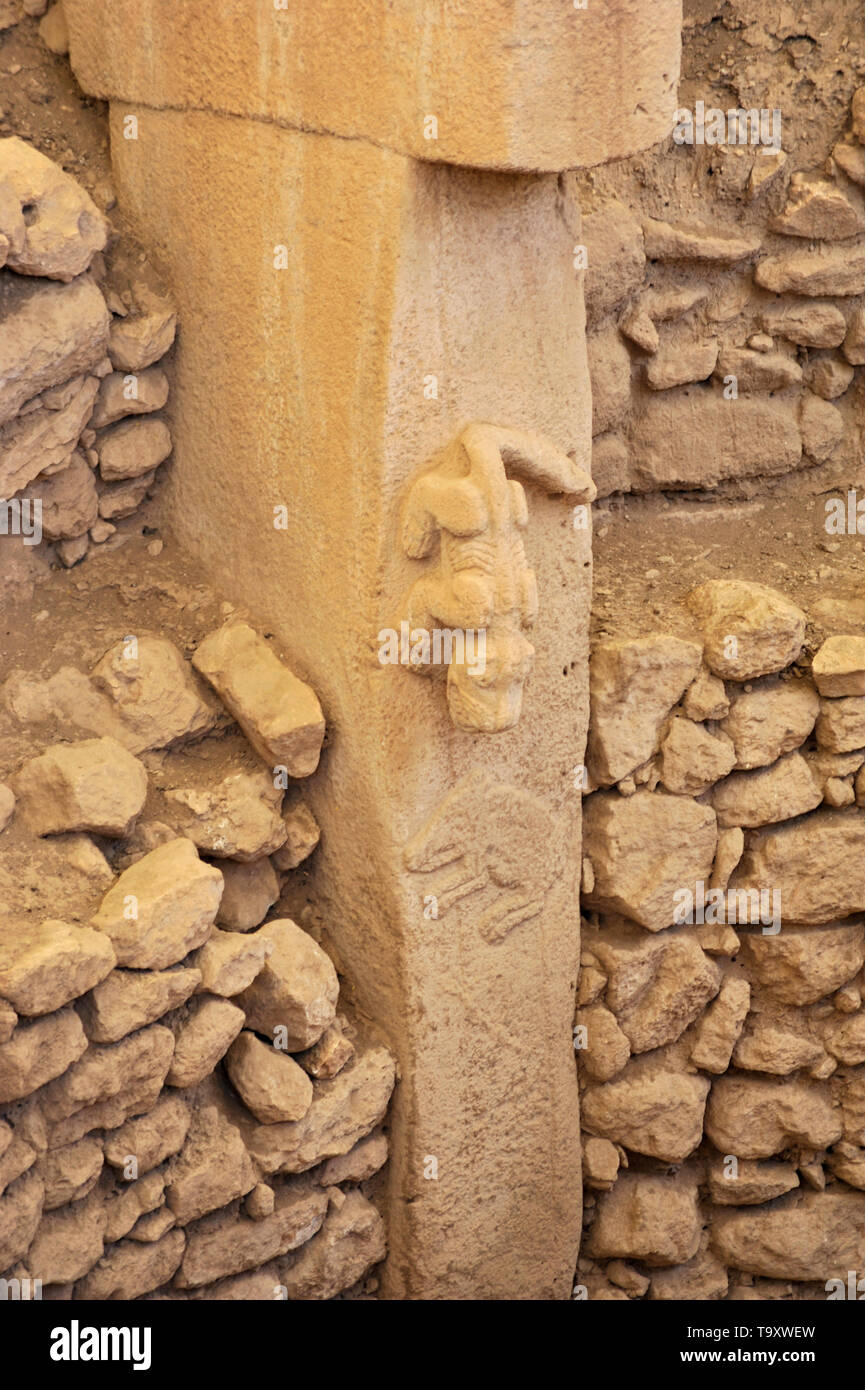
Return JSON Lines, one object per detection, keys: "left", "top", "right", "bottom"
{"left": 78, "top": 966, "right": 201, "bottom": 1043}
{"left": 827, "top": 1142, "right": 865, "bottom": 1190}
{"left": 177, "top": 1182, "right": 327, "bottom": 1289}
{"left": 710, "top": 752, "right": 821, "bottom": 829}
{"left": 711, "top": 1192, "right": 865, "bottom": 1281}
{"left": 590, "top": 432, "right": 629, "bottom": 498}
{"left": 90, "top": 366, "right": 169, "bottom": 429}
{"left": 225, "top": 1031, "right": 313, "bottom": 1124}
{"left": 317, "top": 1130, "right": 388, "bottom": 1187}
{"left": 21, "top": 450, "right": 98, "bottom": 540}
{"left": 295, "top": 1020, "right": 356, "bottom": 1080}
{"left": 594, "top": 931, "right": 721, "bottom": 1053}
{"left": 0, "top": 1007, "right": 86, "bottom": 1103}
{"left": 90, "top": 838, "right": 223, "bottom": 969}
{"left": 833, "top": 141, "right": 865, "bottom": 187}
{"left": 0, "top": 783, "right": 14, "bottom": 834}
{"left": 582, "top": 1136, "right": 619, "bottom": 1192}
{"left": 582, "top": 201, "right": 645, "bottom": 325}
{"left": 586, "top": 1171, "right": 701, "bottom": 1267}
{"left": 0, "top": 137, "right": 107, "bottom": 280}
{"left": 28, "top": 1188, "right": 106, "bottom": 1284}
{"left": 270, "top": 801, "right": 320, "bottom": 872}
{"left": 103, "top": 1092, "right": 190, "bottom": 1176}
{"left": 844, "top": 305, "right": 865, "bottom": 364}
{"left": 192, "top": 928, "right": 270, "bottom": 998}
{"left": 97, "top": 415, "right": 172, "bottom": 481}
{"left": 799, "top": 393, "right": 843, "bottom": 461}
{"left": 710, "top": 826, "right": 745, "bottom": 895}
{"left": 771, "top": 174, "right": 865, "bottom": 240}
{"left": 237, "top": 919, "right": 338, "bottom": 1051}
{"left": 166, "top": 995, "right": 245, "bottom": 1088}
{"left": 760, "top": 300, "right": 847, "bottom": 348}
{"left": 577, "top": 1003, "right": 630, "bottom": 1083}
{"left": 215, "top": 858, "right": 279, "bottom": 931}
{"left": 278, "top": 1190, "right": 385, "bottom": 1300}
{"left": 587, "top": 636, "right": 702, "bottom": 785}
{"left": 91, "top": 636, "right": 219, "bottom": 752}
{"left": 165, "top": 1104, "right": 256, "bottom": 1225}
{"left": 165, "top": 769, "right": 287, "bottom": 861}
{"left": 705, "top": 1076, "right": 842, "bottom": 1158}
{"left": 107, "top": 289, "right": 177, "bottom": 372}
{"left": 587, "top": 327, "right": 631, "bottom": 435}
{"left": 75, "top": 1229, "right": 185, "bottom": 1299}
{"left": 243, "top": 1183, "right": 275, "bottom": 1221}
{"left": 804, "top": 355, "right": 854, "bottom": 400}
{"left": 248, "top": 1042, "right": 396, "bottom": 1175}
{"left": 128, "top": 1206, "right": 176, "bottom": 1243}
{"left": 645, "top": 335, "right": 718, "bottom": 391}
{"left": 14, "top": 736, "right": 147, "bottom": 836}
{"left": 0, "top": 918, "right": 114, "bottom": 1016}
{"left": 690, "top": 975, "right": 750, "bottom": 1073}
{"left": 583, "top": 791, "right": 717, "bottom": 931}
{"left": 37, "top": 1137, "right": 103, "bottom": 1210}
{"left": 628, "top": 392, "right": 802, "bottom": 490}
{"left": 741, "top": 922, "right": 865, "bottom": 1006}
{"left": 659, "top": 716, "right": 736, "bottom": 796}
{"left": 688, "top": 581, "right": 806, "bottom": 682}
{"left": 714, "top": 347, "right": 801, "bottom": 393}
{"left": 0, "top": 277, "right": 105, "bottom": 426}
{"left": 720, "top": 677, "right": 819, "bottom": 769}
{"left": 817, "top": 695, "right": 865, "bottom": 752}
{"left": 0, "top": 1171, "right": 43, "bottom": 1271}
{"left": 0, "top": 999, "right": 16, "bottom": 1043}
{"left": 732, "top": 810, "right": 865, "bottom": 925}
{"left": 97, "top": 469, "right": 155, "bottom": 520}
{"left": 755, "top": 241, "right": 865, "bottom": 296}
{"left": 823, "top": 1011, "right": 865, "bottom": 1067}
{"left": 40, "top": 1025, "right": 175, "bottom": 1125}
{"left": 193, "top": 622, "right": 325, "bottom": 777}
{"left": 582, "top": 1066, "right": 709, "bottom": 1162}
{"left": 649, "top": 1244, "right": 728, "bottom": 1301}
{"left": 642, "top": 217, "right": 760, "bottom": 264}
{"left": 732, "top": 1010, "right": 824, "bottom": 1075}
{"left": 0, "top": 375, "right": 99, "bottom": 498}
{"left": 706, "top": 1154, "right": 799, "bottom": 1206}
{"left": 682, "top": 669, "right": 729, "bottom": 723}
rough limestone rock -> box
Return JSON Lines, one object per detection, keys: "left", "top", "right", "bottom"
{"left": 0, "top": 1000, "right": 16, "bottom": 1044}
{"left": 813, "top": 636, "right": 865, "bottom": 696}
{"left": 714, "top": 347, "right": 802, "bottom": 393}
{"left": 165, "top": 1103, "right": 256, "bottom": 1225}
{"left": 248, "top": 1042, "right": 396, "bottom": 1175}
{"left": 816, "top": 695, "right": 865, "bottom": 752}
{"left": 0, "top": 137, "right": 107, "bottom": 281}
{"left": 720, "top": 677, "right": 819, "bottom": 768}
{"left": 710, "top": 752, "right": 821, "bottom": 829}
{"left": 581, "top": 1067, "right": 709, "bottom": 1162}
{"left": 628, "top": 392, "right": 802, "bottom": 491}
{"left": 648, "top": 1243, "right": 728, "bottom": 1302}
{"left": 216, "top": 858, "right": 280, "bottom": 931}
{"left": 318, "top": 1131, "right": 388, "bottom": 1187}
{"left": 78, "top": 966, "right": 201, "bottom": 1043}
{"left": 278, "top": 1191, "right": 386, "bottom": 1300}
{"left": 76, "top": 1228, "right": 185, "bottom": 1300}
{"left": 166, "top": 995, "right": 245, "bottom": 1088}
{"left": 687, "top": 581, "right": 806, "bottom": 681}
{"left": 659, "top": 716, "right": 736, "bottom": 796}
{"left": 577, "top": 1003, "right": 630, "bottom": 1083}
{"left": 582, "top": 200, "right": 645, "bottom": 325}
{"left": 90, "top": 366, "right": 169, "bottom": 429}
{"left": 103, "top": 1093, "right": 190, "bottom": 1176}
{"left": 645, "top": 335, "right": 719, "bottom": 391}
{"left": 0, "top": 918, "right": 114, "bottom": 1016}
{"left": 804, "top": 355, "right": 854, "bottom": 400}
{"left": 642, "top": 217, "right": 760, "bottom": 264}
{"left": 20, "top": 451, "right": 98, "bottom": 540}
{"left": 0, "top": 782, "right": 14, "bottom": 833}
{"left": 582, "top": 1137, "right": 619, "bottom": 1192}
{"left": 755, "top": 241, "right": 865, "bottom": 296}
{"left": 165, "top": 769, "right": 287, "bottom": 861}
{"left": 760, "top": 300, "right": 847, "bottom": 348}
{"left": 237, "top": 919, "right": 339, "bottom": 1051}
{"left": 682, "top": 669, "right": 729, "bottom": 722}
{"left": 711, "top": 1192, "right": 865, "bottom": 1281}
{"left": 225, "top": 1031, "right": 314, "bottom": 1123}
{"left": 104, "top": 1176, "right": 168, "bottom": 1242}
{"left": 91, "top": 636, "right": 220, "bottom": 752}
{"left": 97, "top": 416, "right": 172, "bottom": 481}
{"left": 271, "top": 800, "right": 320, "bottom": 871}
{"left": 705, "top": 1075, "right": 842, "bottom": 1158}
{"left": 193, "top": 622, "right": 325, "bottom": 777}
{"left": 740, "top": 922, "right": 865, "bottom": 1006}
{"left": 40, "top": 1024, "right": 175, "bottom": 1126}
{"left": 27, "top": 1188, "right": 106, "bottom": 1285}
{"left": 586, "top": 1171, "right": 701, "bottom": 1267}
{"left": 732, "top": 1010, "right": 825, "bottom": 1075}
{"left": 706, "top": 1154, "right": 799, "bottom": 1207}
{"left": 193, "top": 928, "right": 271, "bottom": 997}
{"left": 176, "top": 1182, "right": 327, "bottom": 1289}
{"left": 296, "top": 1019, "right": 356, "bottom": 1079}
{"left": 710, "top": 826, "right": 745, "bottom": 894}
{"left": 98, "top": 469, "right": 155, "bottom": 520}
{"left": 0, "top": 275, "right": 109, "bottom": 428}
{"left": 582, "top": 791, "right": 717, "bottom": 931}
{"left": 90, "top": 838, "right": 223, "bottom": 969}
{"left": 799, "top": 393, "right": 843, "bottom": 461}
{"left": 587, "top": 327, "right": 631, "bottom": 435}
{"left": 107, "top": 288, "right": 177, "bottom": 372}
{"left": 771, "top": 174, "right": 865, "bottom": 239}
{"left": 844, "top": 305, "right": 865, "bottom": 364}
{"left": 37, "top": 1137, "right": 103, "bottom": 1211}
{"left": 594, "top": 931, "right": 721, "bottom": 1053}
{"left": 690, "top": 975, "right": 751, "bottom": 1073}
{"left": 0, "top": 1007, "right": 87, "bottom": 1103}
{"left": 0, "top": 376, "right": 99, "bottom": 497}
{"left": 823, "top": 1011, "right": 865, "bottom": 1067}
{"left": 14, "top": 736, "right": 148, "bottom": 836}
{"left": 587, "top": 635, "right": 702, "bottom": 785}
{"left": 731, "top": 810, "right": 865, "bottom": 925}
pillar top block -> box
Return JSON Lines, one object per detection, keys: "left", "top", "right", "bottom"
{"left": 64, "top": 0, "right": 682, "bottom": 172}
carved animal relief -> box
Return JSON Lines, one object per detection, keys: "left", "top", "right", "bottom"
{"left": 400, "top": 422, "right": 595, "bottom": 732}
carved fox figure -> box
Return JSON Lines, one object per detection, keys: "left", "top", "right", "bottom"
{"left": 401, "top": 422, "right": 595, "bottom": 733}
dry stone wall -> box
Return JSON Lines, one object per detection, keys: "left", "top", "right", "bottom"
{"left": 578, "top": 579, "right": 865, "bottom": 1300}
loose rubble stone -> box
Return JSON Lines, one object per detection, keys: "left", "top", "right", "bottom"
{"left": 755, "top": 241, "right": 865, "bottom": 296}
{"left": 582, "top": 1137, "right": 620, "bottom": 1192}
{"left": 645, "top": 336, "right": 718, "bottom": 390}
{"left": 37, "top": 1137, "right": 103, "bottom": 1210}
{"left": 108, "top": 288, "right": 177, "bottom": 372}
{"left": 710, "top": 826, "right": 745, "bottom": 894}
{"left": 166, "top": 995, "right": 245, "bottom": 1088}
{"left": 0, "top": 273, "right": 109, "bottom": 431}
{"left": 710, "top": 751, "right": 821, "bottom": 828}
{"left": 244, "top": 1183, "right": 275, "bottom": 1220}
{"left": 732, "top": 810, "right": 865, "bottom": 925}
{"left": 582, "top": 1066, "right": 709, "bottom": 1163}
{"left": 642, "top": 217, "right": 761, "bottom": 264}
{"left": 582, "top": 200, "right": 645, "bottom": 325}
{"left": 706, "top": 1154, "right": 799, "bottom": 1206}
{"left": 97, "top": 416, "right": 172, "bottom": 482}
{"left": 91, "top": 636, "right": 220, "bottom": 752}
{"left": 238, "top": 919, "right": 339, "bottom": 1051}
{"left": 705, "top": 1075, "right": 842, "bottom": 1158}
{"left": 40, "top": 1024, "right": 175, "bottom": 1127}
{"left": 586, "top": 1171, "right": 701, "bottom": 1267}
{"left": 90, "top": 838, "right": 223, "bottom": 970}
{"left": 271, "top": 801, "right": 320, "bottom": 871}
{"left": 0, "top": 918, "right": 114, "bottom": 1016}
{"left": 587, "top": 327, "right": 631, "bottom": 435}
{"left": 38, "top": 3, "right": 69, "bottom": 55}
{"left": 582, "top": 791, "right": 717, "bottom": 931}
{"left": 649, "top": 1244, "right": 728, "bottom": 1301}
{"left": 771, "top": 174, "right": 865, "bottom": 239}
{"left": 177, "top": 1182, "right": 327, "bottom": 1289}
{"left": 720, "top": 677, "right": 819, "bottom": 769}
{"left": 594, "top": 931, "right": 721, "bottom": 1052}
{"left": 804, "top": 355, "right": 854, "bottom": 399}
{"left": 76, "top": 1229, "right": 185, "bottom": 1300}
{"left": 587, "top": 635, "right": 702, "bottom": 785}
{"left": 28, "top": 1188, "right": 106, "bottom": 1285}
{"left": 278, "top": 1190, "right": 385, "bottom": 1300}
{"left": 0, "top": 137, "right": 107, "bottom": 281}
{"left": 97, "top": 470, "right": 155, "bottom": 520}
{"left": 78, "top": 966, "right": 201, "bottom": 1043}
{"left": 104, "top": 1093, "right": 191, "bottom": 1177}
{"left": 799, "top": 393, "right": 843, "bottom": 461}
{"left": 165, "top": 1103, "right": 256, "bottom": 1225}
{"left": 741, "top": 921, "right": 865, "bottom": 1006}
{"left": 659, "top": 716, "right": 736, "bottom": 795}
{"left": 714, "top": 347, "right": 801, "bottom": 393}
{"left": 193, "top": 622, "right": 325, "bottom": 777}
{"left": 843, "top": 305, "right": 865, "bottom": 364}
{"left": 226, "top": 1032, "right": 314, "bottom": 1123}
{"left": 165, "top": 769, "right": 287, "bottom": 861}
{"left": 732, "top": 1010, "right": 825, "bottom": 1075}
{"left": 760, "top": 300, "right": 847, "bottom": 348}
{"left": 827, "top": 1143, "right": 865, "bottom": 1189}
{"left": 216, "top": 858, "right": 280, "bottom": 931}
{"left": 833, "top": 142, "right": 865, "bottom": 186}
{"left": 688, "top": 581, "right": 806, "bottom": 681}
{"left": 128, "top": 1206, "right": 176, "bottom": 1243}
{"left": 811, "top": 636, "right": 865, "bottom": 697}
{"left": 682, "top": 669, "right": 729, "bottom": 722}
{"left": 711, "top": 1192, "right": 865, "bottom": 1281}
{"left": 690, "top": 976, "right": 751, "bottom": 1073}
{"left": 0, "top": 1007, "right": 86, "bottom": 1103}
{"left": 193, "top": 928, "right": 270, "bottom": 997}
{"left": 0, "top": 783, "right": 13, "bottom": 833}
{"left": 296, "top": 1019, "right": 356, "bottom": 1079}
{"left": 89, "top": 366, "right": 169, "bottom": 429}
{"left": 577, "top": 1003, "right": 630, "bottom": 1083}
{"left": 628, "top": 392, "right": 802, "bottom": 490}
{"left": 1, "top": 377, "right": 93, "bottom": 499}
{"left": 822, "top": 1011, "right": 865, "bottom": 1066}
{"left": 590, "top": 433, "right": 629, "bottom": 498}
{"left": 0, "top": 1001, "right": 16, "bottom": 1044}
{"left": 21, "top": 450, "right": 98, "bottom": 540}
{"left": 817, "top": 695, "right": 865, "bottom": 752}
{"left": 317, "top": 1131, "right": 388, "bottom": 1187}
{"left": 0, "top": 1171, "right": 44, "bottom": 1271}
{"left": 14, "top": 736, "right": 147, "bottom": 837}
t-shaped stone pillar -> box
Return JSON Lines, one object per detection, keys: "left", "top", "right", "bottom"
{"left": 65, "top": 0, "right": 682, "bottom": 1298}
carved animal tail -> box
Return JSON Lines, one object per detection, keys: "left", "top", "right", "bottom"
{"left": 460, "top": 422, "right": 596, "bottom": 502}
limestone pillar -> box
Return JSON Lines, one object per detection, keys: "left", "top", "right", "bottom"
{"left": 65, "top": 0, "right": 682, "bottom": 1299}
